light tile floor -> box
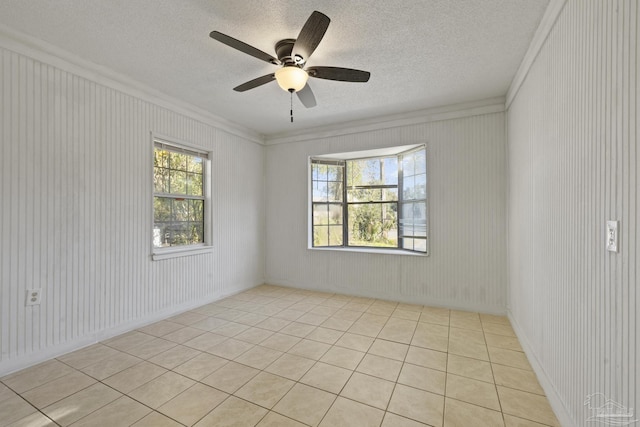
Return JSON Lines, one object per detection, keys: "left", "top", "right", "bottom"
{"left": 0, "top": 285, "right": 561, "bottom": 427}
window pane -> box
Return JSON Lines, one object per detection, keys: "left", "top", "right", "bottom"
{"left": 348, "top": 159, "right": 372, "bottom": 186}
{"left": 186, "top": 172, "right": 203, "bottom": 196}
{"left": 400, "top": 201, "right": 427, "bottom": 238}
{"left": 348, "top": 188, "right": 381, "bottom": 202}
{"left": 383, "top": 188, "right": 398, "bottom": 201}
{"left": 154, "top": 197, "right": 172, "bottom": 222}
{"left": 414, "top": 222, "right": 427, "bottom": 237}
{"left": 413, "top": 202, "right": 427, "bottom": 221}
{"left": 403, "top": 176, "right": 415, "bottom": 200}
{"left": 400, "top": 202, "right": 413, "bottom": 237}
{"left": 414, "top": 238, "right": 427, "bottom": 252}
{"left": 402, "top": 238, "right": 414, "bottom": 250}
{"left": 153, "top": 220, "right": 204, "bottom": 248}
{"left": 348, "top": 157, "right": 397, "bottom": 186}
{"left": 383, "top": 158, "right": 398, "bottom": 185}
{"left": 153, "top": 225, "right": 168, "bottom": 248}
{"left": 349, "top": 159, "right": 377, "bottom": 186}
{"left": 413, "top": 202, "right": 427, "bottom": 237}
{"left": 402, "top": 202, "right": 414, "bottom": 220}
{"left": 173, "top": 199, "right": 189, "bottom": 221}
{"left": 402, "top": 153, "right": 415, "bottom": 176}
{"left": 348, "top": 203, "right": 397, "bottom": 247}
{"left": 328, "top": 204, "right": 342, "bottom": 225}
{"left": 415, "top": 173, "right": 427, "bottom": 199}
{"left": 327, "top": 165, "right": 342, "bottom": 181}
{"left": 315, "top": 204, "right": 342, "bottom": 226}
{"left": 170, "top": 152, "right": 188, "bottom": 171}
{"left": 328, "top": 182, "right": 342, "bottom": 202}
{"left": 154, "top": 149, "right": 169, "bottom": 168}
{"left": 154, "top": 143, "right": 208, "bottom": 249}
{"left": 192, "top": 223, "right": 205, "bottom": 243}
{"left": 313, "top": 181, "right": 328, "bottom": 202}
{"left": 314, "top": 164, "right": 328, "bottom": 181}
{"left": 313, "top": 225, "right": 329, "bottom": 246}
{"left": 170, "top": 170, "right": 187, "bottom": 194}
{"left": 415, "top": 149, "right": 426, "bottom": 174}
{"left": 329, "top": 225, "right": 343, "bottom": 246}
{"left": 154, "top": 167, "right": 169, "bottom": 193}
{"left": 191, "top": 199, "right": 204, "bottom": 222}
{"left": 347, "top": 188, "right": 397, "bottom": 203}
{"left": 171, "top": 222, "right": 200, "bottom": 246}
{"left": 313, "top": 204, "right": 329, "bottom": 225}
{"left": 188, "top": 156, "right": 203, "bottom": 173}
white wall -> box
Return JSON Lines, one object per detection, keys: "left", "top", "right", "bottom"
{"left": 507, "top": 0, "right": 638, "bottom": 425}
{"left": 0, "top": 37, "right": 265, "bottom": 375}
{"left": 265, "top": 107, "right": 508, "bottom": 313}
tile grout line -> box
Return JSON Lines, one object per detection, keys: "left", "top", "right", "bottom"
{"left": 1, "top": 286, "right": 557, "bottom": 427}
{"left": 481, "top": 316, "right": 506, "bottom": 427}
{"left": 0, "top": 379, "right": 62, "bottom": 427}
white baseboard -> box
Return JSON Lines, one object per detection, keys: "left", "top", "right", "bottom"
{"left": 266, "top": 280, "right": 506, "bottom": 315}
{"left": 0, "top": 283, "right": 260, "bottom": 377}
{"left": 508, "top": 310, "right": 575, "bottom": 427}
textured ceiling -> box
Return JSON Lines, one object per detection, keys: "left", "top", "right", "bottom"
{"left": 0, "top": 0, "right": 549, "bottom": 137}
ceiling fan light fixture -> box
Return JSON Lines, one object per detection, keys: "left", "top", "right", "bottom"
{"left": 210, "top": 11, "right": 369, "bottom": 112}
{"left": 275, "top": 66, "right": 308, "bottom": 92}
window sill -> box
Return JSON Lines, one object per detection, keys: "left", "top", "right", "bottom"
{"left": 152, "top": 246, "right": 213, "bottom": 261}
{"left": 308, "top": 246, "right": 428, "bottom": 256}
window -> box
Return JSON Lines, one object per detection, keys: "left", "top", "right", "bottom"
{"left": 310, "top": 145, "right": 428, "bottom": 254}
{"left": 153, "top": 138, "right": 211, "bottom": 256}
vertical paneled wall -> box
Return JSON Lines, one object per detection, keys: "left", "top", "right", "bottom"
{"left": 265, "top": 112, "right": 508, "bottom": 313}
{"left": 507, "top": 0, "right": 638, "bottom": 425}
{"left": 0, "top": 44, "right": 265, "bottom": 375}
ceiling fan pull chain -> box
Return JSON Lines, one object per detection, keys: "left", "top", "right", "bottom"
{"left": 290, "top": 89, "right": 294, "bottom": 123}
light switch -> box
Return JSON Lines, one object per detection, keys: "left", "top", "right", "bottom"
{"left": 606, "top": 220, "right": 619, "bottom": 252}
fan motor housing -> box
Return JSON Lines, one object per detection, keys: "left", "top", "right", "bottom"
{"left": 275, "top": 39, "right": 299, "bottom": 65}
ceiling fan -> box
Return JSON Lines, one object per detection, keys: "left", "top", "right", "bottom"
{"left": 209, "top": 11, "right": 370, "bottom": 110}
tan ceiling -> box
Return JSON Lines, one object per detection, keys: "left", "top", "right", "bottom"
{"left": 0, "top": 0, "right": 549, "bottom": 138}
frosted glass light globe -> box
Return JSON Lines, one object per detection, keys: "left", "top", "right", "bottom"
{"left": 275, "top": 66, "right": 309, "bottom": 92}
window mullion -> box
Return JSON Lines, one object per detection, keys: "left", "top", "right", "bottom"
{"left": 342, "top": 161, "right": 348, "bottom": 247}
{"left": 398, "top": 152, "right": 404, "bottom": 249}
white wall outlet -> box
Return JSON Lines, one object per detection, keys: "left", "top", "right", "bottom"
{"left": 606, "top": 220, "right": 619, "bottom": 252}
{"left": 26, "top": 288, "right": 42, "bottom": 306}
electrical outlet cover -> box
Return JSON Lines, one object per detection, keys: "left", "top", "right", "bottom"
{"left": 26, "top": 288, "right": 42, "bottom": 306}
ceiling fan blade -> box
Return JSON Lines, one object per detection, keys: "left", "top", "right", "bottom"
{"left": 210, "top": 31, "right": 280, "bottom": 65}
{"left": 292, "top": 11, "right": 330, "bottom": 63}
{"left": 297, "top": 84, "right": 317, "bottom": 108}
{"left": 233, "top": 74, "right": 276, "bottom": 92}
{"left": 307, "top": 66, "right": 371, "bottom": 82}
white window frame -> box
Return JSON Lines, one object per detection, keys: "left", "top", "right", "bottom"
{"left": 308, "top": 144, "right": 429, "bottom": 256}
{"left": 151, "top": 134, "right": 213, "bottom": 260}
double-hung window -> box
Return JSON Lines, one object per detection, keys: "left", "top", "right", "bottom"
{"left": 153, "top": 138, "right": 211, "bottom": 257}
{"left": 310, "top": 144, "right": 428, "bottom": 254}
